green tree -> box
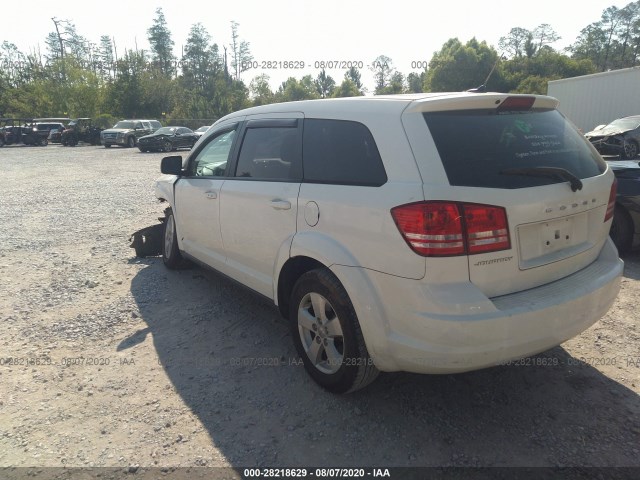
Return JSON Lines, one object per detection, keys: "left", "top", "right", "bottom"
{"left": 182, "top": 23, "right": 221, "bottom": 91}
{"left": 377, "top": 71, "right": 405, "bottom": 94}
{"left": 498, "top": 27, "right": 531, "bottom": 58}
{"left": 249, "top": 74, "right": 275, "bottom": 105}
{"left": 230, "top": 21, "right": 253, "bottom": 80}
{"left": 97, "top": 35, "right": 115, "bottom": 80}
{"left": 147, "top": 7, "right": 175, "bottom": 76}
{"left": 344, "top": 66, "right": 364, "bottom": 93}
{"left": 425, "top": 38, "right": 501, "bottom": 92}
{"left": 331, "top": 78, "right": 362, "bottom": 98}
{"left": 370, "top": 55, "right": 394, "bottom": 94}
{"left": 275, "top": 76, "right": 319, "bottom": 102}
{"left": 406, "top": 71, "right": 426, "bottom": 93}
{"left": 315, "top": 69, "right": 336, "bottom": 98}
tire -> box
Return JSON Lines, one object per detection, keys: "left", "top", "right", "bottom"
{"left": 622, "top": 140, "right": 638, "bottom": 159}
{"left": 289, "top": 269, "right": 379, "bottom": 393}
{"left": 104, "top": 144, "right": 111, "bottom": 148}
{"left": 138, "top": 147, "right": 147, "bottom": 153}
{"left": 610, "top": 205, "right": 634, "bottom": 253}
{"left": 40, "top": 138, "right": 48, "bottom": 146}
{"left": 162, "top": 209, "right": 189, "bottom": 269}
{"left": 0, "top": 137, "right": 4, "bottom": 147}
{"left": 163, "top": 140, "right": 173, "bottom": 153}
{"left": 127, "top": 136, "right": 135, "bottom": 148}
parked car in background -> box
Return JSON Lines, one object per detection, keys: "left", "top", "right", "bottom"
{"left": 102, "top": 119, "right": 161, "bottom": 148}
{"left": 155, "top": 93, "right": 623, "bottom": 393}
{"left": 194, "top": 125, "right": 210, "bottom": 139}
{"left": 585, "top": 116, "right": 640, "bottom": 159}
{"left": 607, "top": 159, "right": 640, "bottom": 252}
{"left": 48, "top": 128, "right": 63, "bottom": 144}
{"left": 35, "top": 122, "right": 66, "bottom": 142}
{"left": 1, "top": 123, "right": 47, "bottom": 146}
{"left": 61, "top": 118, "right": 103, "bottom": 146}
{"left": 138, "top": 126, "right": 198, "bottom": 152}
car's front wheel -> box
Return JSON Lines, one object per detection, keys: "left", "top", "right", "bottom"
{"left": 162, "top": 208, "right": 189, "bottom": 269}
{"left": 163, "top": 140, "right": 173, "bottom": 152}
{"left": 623, "top": 140, "right": 638, "bottom": 159}
{"left": 127, "top": 136, "right": 135, "bottom": 148}
{"left": 289, "top": 269, "right": 379, "bottom": 393}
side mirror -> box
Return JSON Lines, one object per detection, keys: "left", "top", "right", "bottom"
{"left": 161, "top": 155, "right": 183, "bottom": 175}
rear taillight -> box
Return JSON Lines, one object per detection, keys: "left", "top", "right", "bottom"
{"left": 391, "top": 202, "right": 511, "bottom": 257}
{"left": 604, "top": 178, "right": 617, "bottom": 222}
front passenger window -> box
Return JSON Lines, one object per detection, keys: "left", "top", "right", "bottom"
{"left": 190, "top": 129, "right": 237, "bottom": 177}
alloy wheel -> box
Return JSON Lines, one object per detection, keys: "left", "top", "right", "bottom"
{"left": 297, "top": 292, "right": 345, "bottom": 374}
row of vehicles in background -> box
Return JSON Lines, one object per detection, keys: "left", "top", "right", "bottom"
{"left": 0, "top": 118, "right": 65, "bottom": 146}
{"left": 1, "top": 117, "right": 210, "bottom": 151}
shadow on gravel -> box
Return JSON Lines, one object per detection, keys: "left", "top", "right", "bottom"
{"left": 127, "top": 260, "right": 640, "bottom": 469}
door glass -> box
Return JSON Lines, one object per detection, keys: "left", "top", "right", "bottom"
{"left": 234, "top": 127, "right": 301, "bottom": 180}
{"left": 190, "top": 129, "right": 237, "bottom": 177}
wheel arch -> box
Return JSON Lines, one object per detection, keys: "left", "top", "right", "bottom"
{"left": 276, "top": 256, "right": 327, "bottom": 319}
{"left": 276, "top": 232, "right": 362, "bottom": 318}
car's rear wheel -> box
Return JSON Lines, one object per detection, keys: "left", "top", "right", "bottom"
{"left": 127, "top": 136, "right": 135, "bottom": 148}
{"left": 163, "top": 140, "right": 173, "bottom": 152}
{"left": 40, "top": 138, "right": 48, "bottom": 146}
{"left": 610, "top": 205, "right": 634, "bottom": 253}
{"left": 162, "top": 209, "right": 189, "bottom": 269}
{"left": 104, "top": 144, "right": 111, "bottom": 148}
{"left": 622, "top": 140, "right": 638, "bottom": 159}
{"left": 289, "top": 269, "right": 379, "bottom": 393}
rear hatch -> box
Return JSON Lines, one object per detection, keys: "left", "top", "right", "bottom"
{"left": 401, "top": 94, "right": 615, "bottom": 298}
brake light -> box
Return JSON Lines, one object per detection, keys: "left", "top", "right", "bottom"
{"left": 497, "top": 96, "right": 535, "bottom": 112}
{"left": 604, "top": 178, "right": 617, "bottom": 222}
{"left": 391, "top": 202, "right": 511, "bottom": 257}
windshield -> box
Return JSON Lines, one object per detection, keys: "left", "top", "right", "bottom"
{"left": 155, "top": 127, "right": 176, "bottom": 135}
{"left": 424, "top": 109, "right": 606, "bottom": 189}
{"left": 608, "top": 118, "right": 640, "bottom": 130}
{"left": 113, "top": 121, "right": 135, "bottom": 129}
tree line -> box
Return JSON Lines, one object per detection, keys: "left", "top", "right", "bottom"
{"left": 1, "top": 2, "right": 639, "bottom": 124}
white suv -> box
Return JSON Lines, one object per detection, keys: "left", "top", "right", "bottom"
{"left": 155, "top": 93, "right": 623, "bottom": 393}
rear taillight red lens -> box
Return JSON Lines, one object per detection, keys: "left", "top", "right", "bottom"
{"left": 464, "top": 204, "right": 510, "bottom": 254}
{"left": 391, "top": 202, "right": 511, "bottom": 257}
{"left": 604, "top": 178, "right": 617, "bottom": 222}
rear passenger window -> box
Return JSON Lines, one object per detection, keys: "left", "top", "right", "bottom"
{"left": 303, "top": 119, "right": 386, "bottom": 186}
{"left": 234, "top": 127, "right": 301, "bottom": 180}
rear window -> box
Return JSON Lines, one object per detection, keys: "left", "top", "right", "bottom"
{"left": 423, "top": 109, "right": 606, "bottom": 189}
{"left": 303, "top": 119, "right": 387, "bottom": 186}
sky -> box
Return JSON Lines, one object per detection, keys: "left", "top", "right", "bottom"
{"left": 2, "top": 0, "right": 630, "bottom": 91}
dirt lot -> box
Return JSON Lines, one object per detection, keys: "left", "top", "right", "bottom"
{"left": 0, "top": 144, "right": 639, "bottom": 475}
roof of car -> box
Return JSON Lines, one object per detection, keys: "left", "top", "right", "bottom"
{"left": 215, "top": 92, "right": 558, "bottom": 125}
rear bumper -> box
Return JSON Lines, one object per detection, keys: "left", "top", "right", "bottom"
{"left": 334, "top": 238, "right": 623, "bottom": 373}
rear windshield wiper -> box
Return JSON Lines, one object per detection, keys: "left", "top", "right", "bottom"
{"left": 500, "top": 167, "right": 583, "bottom": 192}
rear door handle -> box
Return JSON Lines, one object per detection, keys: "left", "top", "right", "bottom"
{"left": 270, "top": 200, "right": 291, "bottom": 210}
{"left": 205, "top": 191, "right": 218, "bottom": 199}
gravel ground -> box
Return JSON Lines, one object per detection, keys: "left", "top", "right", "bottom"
{"left": 0, "top": 144, "right": 639, "bottom": 475}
